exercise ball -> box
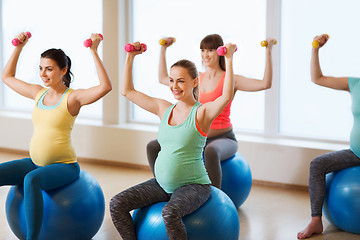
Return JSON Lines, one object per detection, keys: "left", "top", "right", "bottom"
{"left": 323, "top": 166, "right": 360, "bottom": 234}
{"left": 6, "top": 170, "right": 105, "bottom": 240}
{"left": 221, "top": 153, "right": 252, "bottom": 208}
{"left": 132, "top": 186, "right": 240, "bottom": 240}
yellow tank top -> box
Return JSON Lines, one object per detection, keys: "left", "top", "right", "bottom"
{"left": 30, "top": 88, "right": 77, "bottom": 166}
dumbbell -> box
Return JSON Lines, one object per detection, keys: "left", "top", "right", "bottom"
{"left": 159, "top": 37, "right": 176, "bottom": 45}
{"left": 260, "top": 40, "right": 277, "bottom": 47}
{"left": 12, "top": 32, "right": 31, "bottom": 46}
{"left": 312, "top": 34, "right": 329, "bottom": 48}
{"left": 83, "top": 34, "right": 103, "bottom": 48}
{"left": 216, "top": 45, "right": 237, "bottom": 56}
{"left": 125, "top": 43, "right": 147, "bottom": 52}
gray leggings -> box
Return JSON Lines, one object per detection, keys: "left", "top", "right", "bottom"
{"left": 146, "top": 130, "right": 238, "bottom": 188}
{"left": 309, "top": 149, "right": 360, "bottom": 217}
{"left": 110, "top": 178, "right": 211, "bottom": 240}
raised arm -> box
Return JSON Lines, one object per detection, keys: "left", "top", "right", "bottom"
{"left": 234, "top": 38, "right": 276, "bottom": 92}
{"left": 197, "top": 43, "right": 236, "bottom": 132}
{"left": 68, "top": 34, "right": 112, "bottom": 115}
{"left": 158, "top": 37, "right": 175, "bottom": 85}
{"left": 311, "top": 34, "right": 349, "bottom": 91}
{"left": 1, "top": 32, "right": 42, "bottom": 100}
{"left": 121, "top": 42, "right": 171, "bottom": 118}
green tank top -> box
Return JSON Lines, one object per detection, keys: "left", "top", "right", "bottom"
{"left": 349, "top": 77, "right": 360, "bottom": 157}
{"left": 155, "top": 102, "right": 211, "bottom": 193}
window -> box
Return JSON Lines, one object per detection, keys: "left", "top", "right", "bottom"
{"left": 131, "top": 0, "right": 267, "bottom": 131}
{"left": 1, "top": 0, "right": 103, "bottom": 119}
{"left": 279, "top": 0, "right": 360, "bottom": 141}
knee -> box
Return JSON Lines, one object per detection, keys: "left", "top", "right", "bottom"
{"left": 109, "top": 193, "right": 129, "bottom": 215}
{"left": 23, "top": 172, "right": 39, "bottom": 189}
{"left": 147, "top": 140, "right": 161, "bottom": 154}
{"left": 204, "top": 146, "right": 220, "bottom": 164}
{"left": 310, "top": 156, "right": 326, "bottom": 174}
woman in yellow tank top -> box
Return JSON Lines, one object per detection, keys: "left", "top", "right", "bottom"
{"left": 0, "top": 32, "right": 111, "bottom": 240}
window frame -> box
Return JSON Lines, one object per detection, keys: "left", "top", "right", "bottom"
{"left": 0, "top": 0, "right": 351, "bottom": 146}
{"left": 125, "top": 0, "right": 349, "bottom": 145}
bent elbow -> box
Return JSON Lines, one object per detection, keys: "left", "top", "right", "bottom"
{"left": 1, "top": 74, "right": 8, "bottom": 83}
{"left": 105, "top": 84, "right": 113, "bottom": 93}
{"left": 120, "top": 88, "right": 130, "bottom": 97}
{"left": 224, "top": 93, "right": 234, "bottom": 104}
{"left": 311, "top": 78, "right": 321, "bottom": 86}
{"left": 263, "top": 82, "right": 272, "bottom": 90}
{"left": 311, "top": 74, "right": 324, "bottom": 85}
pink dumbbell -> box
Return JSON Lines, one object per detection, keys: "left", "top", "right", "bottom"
{"left": 83, "top": 34, "right": 103, "bottom": 48}
{"left": 125, "top": 43, "right": 147, "bottom": 52}
{"left": 216, "top": 45, "right": 237, "bottom": 56}
{"left": 12, "top": 32, "right": 31, "bottom": 46}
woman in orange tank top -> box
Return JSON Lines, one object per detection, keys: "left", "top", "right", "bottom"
{"left": 147, "top": 34, "right": 276, "bottom": 188}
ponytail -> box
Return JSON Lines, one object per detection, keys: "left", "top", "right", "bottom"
{"left": 62, "top": 56, "right": 72, "bottom": 88}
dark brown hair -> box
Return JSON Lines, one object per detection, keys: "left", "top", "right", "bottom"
{"left": 200, "top": 34, "right": 226, "bottom": 71}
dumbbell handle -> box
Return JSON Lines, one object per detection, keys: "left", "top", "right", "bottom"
{"left": 12, "top": 32, "right": 31, "bottom": 46}
{"left": 125, "top": 43, "right": 147, "bottom": 52}
{"left": 83, "top": 34, "right": 103, "bottom": 48}
{"left": 216, "top": 45, "right": 237, "bottom": 56}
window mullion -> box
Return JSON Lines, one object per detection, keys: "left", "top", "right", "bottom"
{"left": 264, "top": 0, "right": 281, "bottom": 137}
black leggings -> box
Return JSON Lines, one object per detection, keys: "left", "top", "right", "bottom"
{"left": 146, "top": 130, "right": 238, "bottom": 188}
{"left": 110, "top": 178, "right": 211, "bottom": 240}
{"left": 309, "top": 149, "right": 360, "bottom": 217}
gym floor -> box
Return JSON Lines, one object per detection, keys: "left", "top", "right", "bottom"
{"left": 0, "top": 150, "right": 359, "bottom": 240}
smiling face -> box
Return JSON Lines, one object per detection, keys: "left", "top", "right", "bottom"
{"left": 201, "top": 48, "right": 220, "bottom": 68}
{"left": 200, "top": 34, "right": 226, "bottom": 71}
{"left": 169, "top": 66, "right": 198, "bottom": 101}
{"left": 39, "top": 58, "right": 67, "bottom": 88}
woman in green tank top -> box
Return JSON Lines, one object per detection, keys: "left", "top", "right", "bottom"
{"left": 110, "top": 41, "right": 236, "bottom": 240}
{"left": 298, "top": 34, "right": 360, "bottom": 239}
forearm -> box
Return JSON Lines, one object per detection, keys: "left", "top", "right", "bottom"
{"left": 223, "top": 57, "right": 234, "bottom": 101}
{"left": 121, "top": 54, "right": 136, "bottom": 97}
{"left": 2, "top": 47, "right": 22, "bottom": 83}
{"left": 262, "top": 48, "right": 273, "bottom": 89}
{"left": 90, "top": 49, "right": 112, "bottom": 93}
{"left": 158, "top": 47, "right": 169, "bottom": 85}
{"left": 310, "top": 48, "right": 323, "bottom": 83}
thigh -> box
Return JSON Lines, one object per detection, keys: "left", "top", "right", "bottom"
{"left": 0, "top": 158, "right": 36, "bottom": 185}
{"left": 166, "top": 184, "right": 211, "bottom": 217}
{"left": 25, "top": 162, "right": 80, "bottom": 191}
{"left": 205, "top": 137, "right": 238, "bottom": 161}
{"left": 312, "top": 149, "right": 360, "bottom": 174}
{"left": 112, "top": 178, "right": 170, "bottom": 211}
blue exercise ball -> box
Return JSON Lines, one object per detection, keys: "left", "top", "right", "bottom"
{"left": 221, "top": 153, "right": 252, "bottom": 208}
{"left": 323, "top": 166, "right": 360, "bottom": 234}
{"left": 6, "top": 170, "right": 105, "bottom": 240}
{"left": 132, "top": 186, "right": 240, "bottom": 240}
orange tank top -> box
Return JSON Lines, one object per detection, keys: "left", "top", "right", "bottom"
{"left": 199, "top": 72, "right": 232, "bottom": 129}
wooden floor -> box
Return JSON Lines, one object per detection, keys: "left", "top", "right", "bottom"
{"left": 1, "top": 151, "right": 359, "bottom": 240}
